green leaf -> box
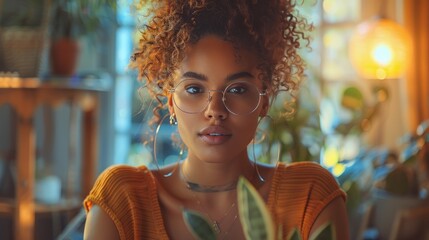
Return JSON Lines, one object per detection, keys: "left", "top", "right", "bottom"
{"left": 288, "top": 228, "right": 302, "bottom": 240}
{"left": 237, "top": 177, "right": 275, "bottom": 240}
{"left": 182, "top": 209, "right": 217, "bottom": 240}
{"left": 310, "top": 222, "right": 335, "bottom": 240}
{"left": 341, "top": 87, "right": 364, "bottom": 110}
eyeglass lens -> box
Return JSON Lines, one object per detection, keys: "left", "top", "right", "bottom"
{"left": 171, "top": 79, "right": 262, "bottom": 115}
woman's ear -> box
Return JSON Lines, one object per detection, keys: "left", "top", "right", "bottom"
{"left": 168, "top": 94, "right": 174, "bottom": 115}
{"left": 259, "top": 95, "right": 270, "bottom": 117}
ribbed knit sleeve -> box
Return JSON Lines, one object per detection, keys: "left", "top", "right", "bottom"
{"left": 83, "top": 165, "right": 169, "bottom": 240}
{"left": 267, "top": 162, "right": 346, "bottom": 240}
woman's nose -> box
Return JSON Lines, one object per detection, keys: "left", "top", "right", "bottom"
{"left": 204, "top": 91, "right": 228, "bottom": 120}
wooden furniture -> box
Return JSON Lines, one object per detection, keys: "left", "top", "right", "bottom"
{"left": 357, "top": 196, "right": 429, "bottom": 240}
{"left": 0, "top": 76, "right": 110, "bottom": 240}
{"left": 390, "top": 204, "right": 429, "bottom": 240}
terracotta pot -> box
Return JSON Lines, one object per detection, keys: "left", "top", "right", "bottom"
{"left": 50, "top": 38, "right": 79, "bottom": 77}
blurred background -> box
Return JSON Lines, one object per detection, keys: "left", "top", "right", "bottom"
{"left": 0, "top": 0, "right": 428, "bottom": 239}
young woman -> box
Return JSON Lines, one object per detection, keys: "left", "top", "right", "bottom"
{"left": 83, "top": 0, "right": 349, "bottom": 239}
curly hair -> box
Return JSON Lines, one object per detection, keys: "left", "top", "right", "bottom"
{"left": 131, "top": 0, "right": 311, "bottom": 124}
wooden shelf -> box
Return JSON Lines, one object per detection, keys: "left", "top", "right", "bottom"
{"left": 0, "top": 198, "right": 13, "bottom": 215}
{"left": 0, "top": 76, "right": 108, "bottom": 240}
{"left": 0, "top": 197, "right": 82, "bottom": 215}
{"left": 0, "top": 74, "right": 112, "bottom": 91}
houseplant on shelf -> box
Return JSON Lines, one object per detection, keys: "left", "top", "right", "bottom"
{"left": 49, "top": 0, "right": 116, "bottom": 76}
{"left": 0, "top": 0, "right": 50, "bottom": 77}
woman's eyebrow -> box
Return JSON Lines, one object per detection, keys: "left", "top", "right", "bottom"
{"left": 181, "top": 71, "right": 207, "bottom": 80}
{"left": 226, "top": 71, "right": 254, "bottom": 81}
{"left": 181, "top": 71, "right": 254, "bottom": 81}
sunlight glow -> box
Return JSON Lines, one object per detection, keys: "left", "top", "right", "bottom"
{"left": 349, "top": 19, "right": 411, "bottom": 79}
{"left": 372, "top": 43, "right": 393, "bottom": 66}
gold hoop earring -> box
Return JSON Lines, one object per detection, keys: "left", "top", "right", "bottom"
{"left": 154, "top": 114, "right": 183, "bottom": 177}
{"left": 252, "top": 137, "right": 265, "bottom": 183}
{"left": 169, "top": 113, "right": 178, "bottom": 125}
{"left": 251, "top": 115, "right": 279, "bottom": 182}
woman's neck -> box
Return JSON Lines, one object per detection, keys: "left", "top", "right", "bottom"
{"left": 180, "top": 156, "right": 254, "bottom": 193}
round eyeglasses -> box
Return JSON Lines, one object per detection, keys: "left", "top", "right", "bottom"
{"left": 169, "top": 79, "right": 266, "bottom": 115}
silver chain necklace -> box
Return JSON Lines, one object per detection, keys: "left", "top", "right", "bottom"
{"left": 192, "top": 192, "right": 237, "bottom": 235}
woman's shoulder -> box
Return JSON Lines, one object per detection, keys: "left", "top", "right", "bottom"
{"left": 99, "top": 164, "right": 152, "bottom": 178}
{"left": 277, "top": 161, "right": 334, "bottom": 179}
{"left": 274, "top": 161, "right": 345, "bottom": 199}
{"left": 269, "top": 164, "right": 346, "bottom": 239}
{"left": 91, "top": 164, "right": 155, "bottom": 193}
{"left": 84, "top": 165, "right": 163, "bottom": 239}
{"left": 85, "top": 164, "right": 157, "bottom": 211}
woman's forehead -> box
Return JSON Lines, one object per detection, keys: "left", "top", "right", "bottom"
{"left": 179, "top": 36, "right": 258, "bottom": 74}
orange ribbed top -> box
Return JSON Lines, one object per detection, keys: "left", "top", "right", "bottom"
{"left": 84, "top": 162, "right": 346, "bottom": 240}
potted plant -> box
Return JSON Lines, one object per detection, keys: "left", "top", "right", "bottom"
{"left": 257, "top": 79, "right": 325, "bottom": 165}
{"left": 49, "top": 0, "right": 116, "bottom": 76}
{"left": 0, "top": 0, "right": 49, "bottom": 77}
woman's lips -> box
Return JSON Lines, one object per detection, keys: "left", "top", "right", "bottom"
{"left": 198, "top": 126, "right": 232, "bottom": 145}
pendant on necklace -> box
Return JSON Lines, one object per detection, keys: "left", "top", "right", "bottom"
{"left": 212, "top": 221, "right": 221, "bottom": 234}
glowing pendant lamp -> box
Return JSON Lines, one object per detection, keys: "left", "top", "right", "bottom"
{"left": 349, "top": 17, "right": 412, "bottom": 80}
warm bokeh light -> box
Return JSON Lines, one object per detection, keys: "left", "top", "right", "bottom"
{"left": 372, "top": 43, "right": 393, "bottom": 66}
{"left": 349, "top": 18, "right": 412, "bottom": 80}
{"left": 322, "top": 146, "right": 339, "bottom": 167}
{"left": 332, "top": 163, "right": 346, "bottom": 177}
{"left": 322, "top": 146, "right": 347, "bottom": 177}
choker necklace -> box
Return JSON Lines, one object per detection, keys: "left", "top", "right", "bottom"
{"left": 180, "top": 164, "right": 237, "bottom": 193}
{"left": 185, "top": 181, "right": 237, "bottom": 193}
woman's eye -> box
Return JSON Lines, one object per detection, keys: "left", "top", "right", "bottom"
{"left": 228, "top": 86, "right": 246, "bottom": 94}
{"left": 185, "top": 86, "right": 204, "bottom": 94}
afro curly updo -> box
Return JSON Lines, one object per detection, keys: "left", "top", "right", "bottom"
{"left": 131, "top": 0, "right": 311, "bottom": 123}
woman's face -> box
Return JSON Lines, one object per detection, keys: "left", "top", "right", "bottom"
{"left": 169, "top": 35, "right": 269, "bottom": 164}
